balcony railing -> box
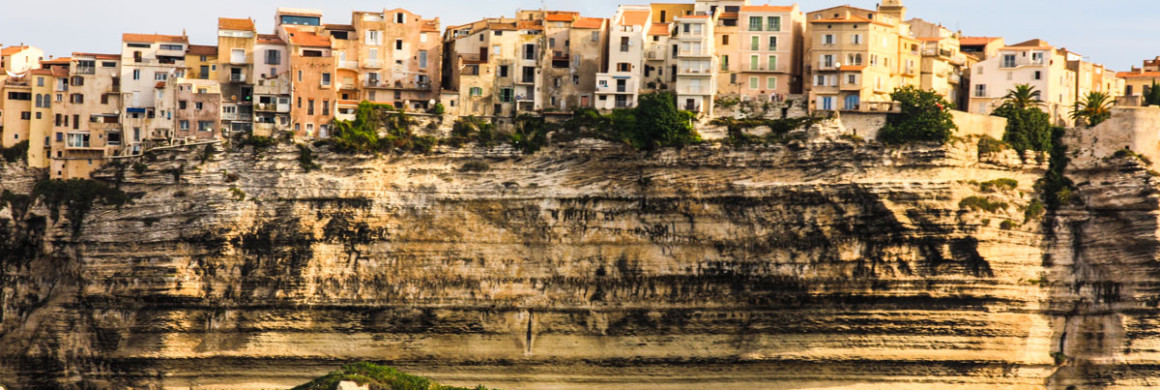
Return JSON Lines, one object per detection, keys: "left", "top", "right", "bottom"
{"left": 339, "top": 60, "right": 359, "bottom": 69}
{"left": 75, "top": 67, "right": 96, "bottom": 75}
{"left": 364, "top": 60, "right": 382, "bottom": 69}
{"left": 229, "top": 74, "right": 247, "bottom": 83}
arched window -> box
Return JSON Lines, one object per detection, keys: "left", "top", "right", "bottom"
{"left": 34, "top": 94, "right": 43, "bottom": 108}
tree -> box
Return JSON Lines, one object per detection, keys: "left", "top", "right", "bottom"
{"left": 1146, "top": 81, "right": 1160, "bottom": 106}
{"left": 1003, "top": 84, "right": 1043, "bottom": 110}
{"left": 622, "top": 92, "right": 700, "bottom": 150}
{"left": 877, "top": 85, "right": 957, "bottom": 145}
{"left": 1071, "top": 91, "right": 1113, "bottom": 127}
{"left": 993, "top": 103, "right": 1053, "bottom": 154}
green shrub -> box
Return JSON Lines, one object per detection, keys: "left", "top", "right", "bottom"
{"left": 238, "top": 135, "right": 277, "bottom": 152}
{"left": 959, "top": 196, "right": 1009, "bottom": 213}
{"left": 432, "top": 102, "right": 446, "bottom": 115}
{"left": 325, "top": 101, "right": 432, "bottom": 154}
{"left": 1, "top": 140, "right": 29, "bottom": 163}
{"left": 291, "top": 362, "right": 491, "bottom": 390}
{"left": 1035, "top": 127, "right": 1077, "bottom": 210}
{"left": 229, "top": 187, "right": 246, "bottom": 201}
{"left": 1025, "top": 199, "right": 1046, "bottom": 222}
{"left": 296, "top": 144, "right": 321, "bottom": 172}
{"left": 132, "top": 161, "right": 148, "bottom": 175}
{"left": 877, "top": 85, "right": 957, "bottom": 145}
{"left": 980, "top": 178, "right": 1018, "bottom": 192}
{"left": 1110, "top": 148, "right": 1153, "bottom": 166}
{"left": 977, "top": 136, "right": 1008, "bottom": 155}
{"left": 1000, "top": 219, "right": 1017, "bottom": 230}
{"left": 622, "top": 92, "right": 700, "bottom": 150}
{"left": 197, "top": 144, "right": 216, "bottom": 164}
{"left": 510, "top": 114, "right": 553, "bottom": 153}
{"left": 994, "top": 103, "right": 1053, "bottom": 154}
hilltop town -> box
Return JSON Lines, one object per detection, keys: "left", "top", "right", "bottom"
{"left": 0, "top": 0, "right": 1157, "bottom": 179}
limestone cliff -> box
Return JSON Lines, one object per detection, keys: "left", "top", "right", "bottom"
{"left": 0, "top": 128, "right": 1132, "bottom": 390}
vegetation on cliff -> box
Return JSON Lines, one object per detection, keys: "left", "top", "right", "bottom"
{"left": 877, "top": 86, "right": 957, "bottom": 145}
{"left": 32, "top": 179, "right": 132, "bottom": 235}
{"left": 291, "top": 363, "right": 491, "bottom": 390}
{"left": 993, "top": 84, "right": 1054, "bottom": 154}
{"left": 326, "top": 102, "right": 437, "bottom": 154}
{"left": 710, "top": 116, "right": 821, "bottom": 145}
{"left": 0, "top": 140, "right": 29, "bottom": 164}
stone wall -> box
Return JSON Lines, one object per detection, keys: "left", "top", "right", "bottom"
{"left": 951, "top": 109, "right": 1008, "bottom": 139}
{"left": 1071, "top": 106, "right": 1160, "bottom": 166}
{"left": 838, "top": 111, "right": 887, "bottom": 139}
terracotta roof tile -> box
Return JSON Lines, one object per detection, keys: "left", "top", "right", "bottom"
{"left": 740, "top": 5, "right": 794, "bottom": 13}
{"left": 572, "top": 17, "right": 605, "bottom": 29}
{"left": 1, "top": 46, "right": 29, "bottom": 55}
{"left": 155, "top": 81, "right": 167, "bottom": 89}
{"left": 41, "top": 57, "right": 71, "bottom": 65}
{"left": 218, "top": 17, "right": 255, "bottom": 32}
{"left": 960, "top": 37, "right": 1001, "bottom": 46}
{"left": 1009, "top": 39, "right": 1050, "bottom": 48}
{"left": 123, "top": 33, "right": 187, "bottom": 44}
{"left": 258, "top": 34, "right": 285, "bottom": 45}
{"left": 518, "top": 20, "right": 543, "bottom": 31}
{"left": 187, "top": 45, "right": 217, "bottom": 56}
{"left": 621, "top": 10, "right": 650, "bottom": 27}
{"left": 30, "top": 69, "right": 54, "bottom": 76}
{"left": 72, "top": 52, "right": 120, "bottom": 60}
{"left": 648, "top": 23, "right": 671, "bottom": 36}
{"left": 421, "top": 19, "right": 440, "bottom": 32}
{"left": 285, "top": 27, "right": 331, "bottom": 48}
{"left": 1118, "top": 71, "right": 1160, "bottom": 78}
{"left": 489, "top": 22, "right": 517, "bottom": 31}
{"left": 546, "top": 12, "right": 577, "bottom": 22}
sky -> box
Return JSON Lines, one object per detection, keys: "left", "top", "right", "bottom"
{"left": 0, "top": 0, "right": 1156, "bottom": 71}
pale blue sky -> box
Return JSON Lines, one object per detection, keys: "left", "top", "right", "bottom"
{"left": 0, "top": 0, "right": 1154, "bottom": 71}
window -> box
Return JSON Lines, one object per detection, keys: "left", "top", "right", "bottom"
{"left": 366, "top": 31, "right": 381, "bottom": 45}
{"left": 767, "top": 77, "right": 777, "bottom": 89}
{"left": 322, "top": 100, "right": 330, "bottom": 116}
{"left": 1034, "top": 71, "right": 1042, "bottom": 80}
{"left": 322, "top": 73, "right": 332, "bottom": 86}
{"left": 499, "top": 88, "right": 514, "bottom": 103}
{"left": 823, "top": 34, "right": 835, "bottom": 45}
{"left": 154, "top": 72, "right": 167, "bottom": 81}
{"left": 768, "top": 36, "right": 778, "bottom": 51}
{"left": 524, "top": 44, "right": 536, "bottom": 60}
{"left": 851, "top": 34, "right": 862, "bottom": 44}
{"left": 748, "top": 76, "right": 758, "bottom": 89}
{"left": 821, "top": 54, "right": 834, "bottom": 68}
{"left": 767, "top": 16, "right": 780, "bottom": 31}
{"left": 179, "top": 100, "right": 187, "bottom": 109}
{"left": 591, "top": 31, "right": 600, "bottom": 43}
{"left": 70, "top": 94, "right": 85, "bottom": 104}
{"left": 20, "top": 112, "right": 30, "bottom": 120}
{"left": 179, "top": 120, "right": 190, "bottom": 130}
{"left": 870, "top": 54, "right": 878, "bottom": 66}
{"left": 132, "top": 69, "right": 141, "bottom": 80}
{"left": 750, "top": 55, "right": 759, "bottom": 71}
{"left": 37, "top": 77, "right": 44, "bottom": 87}
{"left": 750, "top": 36, "right": 759, "bottom": 51}
{"left": 395, "top": 40, "right": 403, "bottom": 50}
{"left": 419, "top": 50, "right": 428, "bottom": 68}
{"left": 307, "top": 99, "right": 315, "bottom": 115}
{"left": 722, "top": 35, "right": 729, "bottom": 45}
{"left": 1002, "top": 54, "right": 1016, "bottom": 68}
{"left": 265, "top": 50, "right": 281, "bottom": 65}
{"left": 66, "top": 133, "right": 89, "bottom": 148}
{"left": 160, "top": 44, "right": 184, "bottom": 51}
{"left": 1032, "top": 52, "right": 1044, "bottom": 64}
{"left": 469, "top": 87, "right": 483, "bottom": 96}
{"left": 499, "top": 65, "right": 509, "bottom": 78}
{"left": 748, "top": 17, "right": 762, "bottom": 31}
{"left": 620, "top": 37, "right": 630, "bottom": 52}
{"left": 721, "top": 55, "right": 729, "bottom": 71}
{"left": 297, "top": 97, "right": 302, "bottom": 108}
{"left": 198, "top": 121, "right": 213, "bottom": 132}
{"left": 975, "top": 84, "right": 986, "bottom": 97}
{"left": 195, "top": 102, "right": 203, "bottom": 110}
{"left": 395, "top": 12, "right": 405, "bottom": 23}
{"left": 298, "top": 70, "right": 303, "bottom": 82}
{"left": 768, "top": 55, "right": 777, "bottom": 71}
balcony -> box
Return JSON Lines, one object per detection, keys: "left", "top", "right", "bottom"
{"left": 816, "top": 62, "right": 838, "bottom": 71}
{"left": 364, "top": 60, "right": 382, "bottom": 69}
{"left": 678, "top": 50, "right": 710, "bottom": 57}
{"left": 75, "top": 67, "right": 96, "bottom": 75}
{"left": 678, "top": 67, "right": 712, "bottom": 75}
{"left": 645, "top": 50, "right": 664, "bottom": 60}
{"left": 229, "top": 74, "right": 247, "bottom": 83}
{"left": 339, "top": 60, "right": 359, "bottom": 70}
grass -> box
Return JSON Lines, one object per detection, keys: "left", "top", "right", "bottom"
{"left": 980, "top": 178, "right": 1018, "bottom": 193}
{"left": 291, "top": 362, "right": 492, "bottom": 390}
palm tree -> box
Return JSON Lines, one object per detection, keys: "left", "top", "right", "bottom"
{"left": 1071, "top": 91, "right": 1114, "bottom": 127}
{"left": 1003, "top": 84, "right": 1043, "bottom": 109}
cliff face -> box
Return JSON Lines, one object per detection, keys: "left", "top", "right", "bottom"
{"left": 0, "top": 131, "right": 1122, "bottom": 390}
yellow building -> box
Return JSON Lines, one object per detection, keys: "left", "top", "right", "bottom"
{"left": 186, "top": 44, "right": 218, "bottom": 80}
{"left": 650, "top": 3, "right": 694, "bottom": 24}
{"left": 805, "top": 3, "right": 914, "bottom": 112}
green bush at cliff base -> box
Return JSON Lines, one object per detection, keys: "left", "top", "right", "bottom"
{"left": 0, "top": 140, "right": 29, "bottom": 163}
{"left": 291, "top": 362, "right": 492, "bottom": 390}
{"left": 877, "top": 86, "right": 957, "bottom": 145}
{"left": 326, "top": 102, "right": 435, "bottom": 154}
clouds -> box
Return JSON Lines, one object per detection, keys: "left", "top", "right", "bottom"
{"left": 0, "top": 0, "right": 1154, "bottom": 70}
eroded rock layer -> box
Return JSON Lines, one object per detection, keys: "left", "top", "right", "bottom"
{"left": 0, "top": 137, "right": 1101, "bottom": 389}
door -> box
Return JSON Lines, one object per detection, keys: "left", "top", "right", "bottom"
{"left": 581, "top": 95, "right": 590, "bottom": 107}
{"left": 845, "top": 95, "right": 860, "bottom": 111}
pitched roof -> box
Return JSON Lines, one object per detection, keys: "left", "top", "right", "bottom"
{"left": 324, "top": 24, "right": 356, "bottom": 31}
{"left": 123, "top": 33, "right": 187, "bottom": 44}
{"left": 285, "top": 27, "right": 331, "bottom": 48}
{"left": 258, "top": 34, "right": 285, "bottom": 45}
{"left": 489, "top": 22, "right": 518, "bottom": 31}
{"left": 546, "top": 12, "right": 578, "bottom": 22}
{"left": 1118, "top": 71, "right": 1160, "bottom": 78}
{"left": 41, "top": 57, "right": 71, "bottom": 65}
{"left": 1009, "top": 39, "right": 1050, "bottom": 48}
{"left": 1, "top": 46, "right": 29, "bottom": 55}
{"left": 740, "top": 5, "right": 794, "bottom": 13}
{"left": 573, "top": 17, "right": 605, "bottom": 29}
{"left": 187, "top": 45, "right": 218, "bottom": 56}
{"left": 218, "top": 17, "right": 255, "bottom": 32}
{"left": 648, "top": 23, "right": 671, "bottom": 36}
{"left": 72, "top": 52, "right": 120, "bottom": 60}
{"left": 621, "top": 10, "right": 650, "bottom": 27}
{"left": 960, "top": 37, "right": 1001, "bottom": 46}
{"left": 421, "top": 19, "right": 440, "bottom": 32}
{"left": 518, "top": 20, "right": 544, "bottom": 31}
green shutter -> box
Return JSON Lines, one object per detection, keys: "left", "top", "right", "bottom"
{"left": 768, "top": 16, "right": 780, "bottom": 31}
{"left": 750, "top": 55, "right": 759, "bottom": 71}
{"left": 749, "top": 17, "right": 762, "bottom": 31}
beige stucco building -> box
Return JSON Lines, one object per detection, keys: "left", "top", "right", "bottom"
{"left": 805, "top": 2, "right": 916, "bottom": 112}
{"left": 968, "top": 39, "right": 1076, "bottom": 126}
{"left": 596, "top": 6, "right": 652, "bottom": 111}
{"left": 1, "top": 45, "right": 45, "bottom": 73}
{"left": 735, "top": 4, "right": 804, "bottom": 102}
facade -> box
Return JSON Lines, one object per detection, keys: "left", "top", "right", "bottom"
{"left": 218, "top": 18, "right": 257, "bottom": 135}
{"left": 673, "top": 13, "right": 717, "bottom": 115}
{"left": 908, "top": 19, "right": 968, "bottom": 109}
{"left": 186, "top": 45, "right": 218, "bottom": 80}
{"left": 596, "top": 6, "right": 652, "bottom": 110}
{"left": 1, "top": 45, "right": 45, "bottom": 73}
{"left": 253, "top": 34, "right": 292, "bottom": 136}
{"left": 804, "top": 3, "right": 915, "bottom": 112}
{"left": 968, "top": 39, "right": 1076, "bottom": 125}
{"left": 282, "top": 24, "right": 336, "bottom": 138}
{"left": 1, "top": 75, "right": 33, "bottom": 149}
{"left": 352, "top": 9, "right": 443, "bottom": 111}
{"left": 735, "top": 5, "right": 804, "bottom": 102}
{"left": 1115, "top": 57, "right": 1160, "bottom": 106}
{"left": 960, "top": 36, "right": 1004, "bottom": 61}
{"left": 540, "top": 12, "right": 608, "bottom": 111}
